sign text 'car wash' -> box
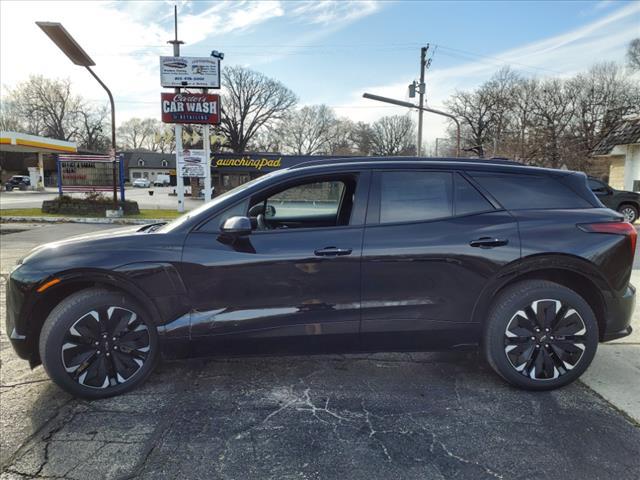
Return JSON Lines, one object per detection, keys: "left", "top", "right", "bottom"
{"left": 161, "top": 93, "right": 221, "bottom": 124}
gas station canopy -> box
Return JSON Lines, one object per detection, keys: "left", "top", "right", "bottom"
{"left": 0, "top": 131, "right": 77, "bottom": 154}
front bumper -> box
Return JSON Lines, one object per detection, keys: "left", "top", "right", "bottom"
{"left": 602, "top": 283, "right": 635, "bottom": 342}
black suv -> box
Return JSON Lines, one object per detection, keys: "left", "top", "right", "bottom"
{"left": 4, "top": 175, "right": 31, "bottom": 191}
{"left": 588, "top": 177, "right": 640, "bottom": 223}
{"left": 6, "top": 158, "right": 636, "bottom": 398}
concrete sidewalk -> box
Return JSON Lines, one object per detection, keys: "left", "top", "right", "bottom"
{"left": 580, "top": 270, "right": 640, "bottom": 423}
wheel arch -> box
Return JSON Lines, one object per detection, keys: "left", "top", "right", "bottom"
{"left": 472, "top": 254, "right": 610, "bottom": 341}
{"left": 25, "top": 269, "right": 162, "bottom": 367}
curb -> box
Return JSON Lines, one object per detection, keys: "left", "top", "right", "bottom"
{"left": 0, "top": 216, "right": 167, "bottom": 225}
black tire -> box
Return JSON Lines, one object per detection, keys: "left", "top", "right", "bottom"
{"left": 618, "top": 204, "right": 638, "bottom": 224}
{"left": 6, "top": 185, "right": 13, "bottom": 191}
{"left": 483, "top": 280, "right": 598, "bottom": 391}
{"left": 39, "top": 288, "right": 158, "bottom": 399}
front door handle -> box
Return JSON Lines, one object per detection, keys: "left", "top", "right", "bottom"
{"left": 469, "top": 237, "right": 509, "bottom": 248}
{"left": 314, "top": 247, "right": 353, "bottom": 257}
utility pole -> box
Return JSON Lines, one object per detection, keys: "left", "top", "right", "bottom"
{"left": 168, "top": 5, "right": 185, "bottom": 212}
{"left": 416, "top": 45, "right": 428, "bottom": 156}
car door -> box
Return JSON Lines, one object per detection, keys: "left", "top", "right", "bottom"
{"left": 180, "top": 170, "right": 370, "bottom": 356}
{"left": 360, "top": 169, "right": 521, "bottom": 351}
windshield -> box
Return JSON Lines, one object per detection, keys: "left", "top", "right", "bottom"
{"left": 159, "top": 169, "right": 286, "bottom": 232}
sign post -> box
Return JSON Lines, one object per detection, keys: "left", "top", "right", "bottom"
{"left": 162, "top": 6, "right": 221, "bottom": 212}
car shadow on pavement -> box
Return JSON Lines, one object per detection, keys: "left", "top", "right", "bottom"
{"left": 2, "top": 351, "right": 640, "bottom": 479}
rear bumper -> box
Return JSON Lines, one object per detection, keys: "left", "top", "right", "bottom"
{"left": 602, "top": 283, "right": 635, "bottom": 342}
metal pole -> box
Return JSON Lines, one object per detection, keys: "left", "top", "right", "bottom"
{"left": 417, "top": 46, "right": 427, "bottom": 156}
{"left": 84, "top": 65, "right": 117, "bottom": 207}
{"left": 168, "top": 5, "right": 185, "bottom": 213}
{"left": 435, "top": 138, "right": 439, "bottom": 157}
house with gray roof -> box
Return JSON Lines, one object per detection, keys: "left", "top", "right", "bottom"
{"left": 592, "top": 115, "right": 640, "bottom": 191}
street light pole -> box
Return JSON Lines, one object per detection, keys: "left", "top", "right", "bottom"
{"left": 36, "top": 21, "right": 118, "bottom": 207}
{"left": 84, "top": 66, "right": 117, "bottom": 205}
{"left": 362, "top": 92, "right": 461, "bottom": 157}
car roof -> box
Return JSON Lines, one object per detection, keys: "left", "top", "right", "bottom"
{"left": 288, "top": 156, "right": 571, "bottom": 176}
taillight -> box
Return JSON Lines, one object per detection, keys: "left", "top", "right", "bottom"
{"left": 578, "top": 221, "right": 637, "bottom": 253}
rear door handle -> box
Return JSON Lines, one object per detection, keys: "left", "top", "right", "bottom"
{"left": 469, "top": 237, "right": 509, "bottom": 248}
{"left": 314, "top": 247, "right": 353, "bottom": 257}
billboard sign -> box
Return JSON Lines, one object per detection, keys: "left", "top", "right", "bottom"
{"left": 161, "top": 93, "right": 221, "bottom": 124}
{"left": 160, "top": 56, "right": 220, "bottom": 88}
{"left": 178, "top": 149, "right": 207, "bottom": 177}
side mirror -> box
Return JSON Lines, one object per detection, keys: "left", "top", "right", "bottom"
{"left": 220, "top": 216, "right": 252, "bottom": 236}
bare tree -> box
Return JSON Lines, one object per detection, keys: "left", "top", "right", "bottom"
{"left": 76, "top": 105, "right": 109, "bottom": 152}
{"left": 350, "top": 121, "right": 374, "bottom": 155}
{"left": 370, "top": 115, "right": 416, "bottom": 156}
{"left": 446, "top": 85, "right": 497, "bottom": 157}
{"left": 0, "top": 99, "right": 25, "bottom": 132}
{"left": 117, "top": 117, "right": 157, "bottom": 150}
{"left": 9, "top": 75, "right": 82, "bottom": 140}
{"left": 328, "top": 118, "right": 356, "bottom": 155}
{"left": 277, "top": 105, "right": 337, "bottom": 155}
{"left": 628, "top": 38, "right": 640, "bottom": 71}
{"left": 220, "top": 66, "right": 297, "bottom": 153}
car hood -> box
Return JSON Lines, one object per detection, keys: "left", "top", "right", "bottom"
{"left": 21, "top": 224, "right": 148, "bottom": 264}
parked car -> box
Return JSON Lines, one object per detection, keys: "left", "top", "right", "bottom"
{"left": 153, "top": 174, "right": 170, "bottom": 187}
{"left": 6, "top": 158, "right": 635, "bottom": 398}
{"left": 588, "top": 177, "right": 640, "bottom": 223}
{"left": 4, "top": 175, "right": 30, "bottom": 191}
{"left": 132, "top": 178, "right": 150, "bottom": 188}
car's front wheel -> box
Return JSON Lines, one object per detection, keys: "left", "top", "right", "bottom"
{"left": 483, "top": 280, "right": 598, "bottom": 390}
{"left": 39, "top": 288, "right": 158, "bottom": 399}
{"left": 618, "top": 204, "right": 638, "bottom": 224}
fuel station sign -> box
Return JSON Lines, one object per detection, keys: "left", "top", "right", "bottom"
{"left": 161, "top": 92, "right": 221, "bottom": 124}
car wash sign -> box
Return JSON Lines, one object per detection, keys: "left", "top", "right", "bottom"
{"left": 160, "top": 56, "right": 220, "bottom": 88}
{"left": 161, "top": 93, "right": 221, "bottom": 124}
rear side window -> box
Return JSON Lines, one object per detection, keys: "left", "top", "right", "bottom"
{"left": 379, "top": 171, "right": 453, "bottom": 223}
{"left": 469, "top": 172, "right": 592, "bottom": 210}
{"left": 455, "top": 174, "right": 494, "bottom": 215}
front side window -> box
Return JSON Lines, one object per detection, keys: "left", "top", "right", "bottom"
{"left": 249, "top": 176, "right": 356, "bottom": 231}
{"left": 379, "top": 171, "right": 453, "bottom": 223}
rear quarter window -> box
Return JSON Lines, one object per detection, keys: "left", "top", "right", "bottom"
{"left": 469, "top": 172, "right": 592, "bottom": 210}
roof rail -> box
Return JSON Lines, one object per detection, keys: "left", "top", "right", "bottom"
{"left": 289, "top": 156, "right": 523, "bottom": 169}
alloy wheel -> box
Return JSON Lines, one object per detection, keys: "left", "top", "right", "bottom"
{"left": 620, "top": 206, "right": 637, "bottom": 223}
{"left": 61, "top": 307, "right": 150, "bottom": 389}
{"left": 504, "top": 299, "right": 587, "bottom": 381}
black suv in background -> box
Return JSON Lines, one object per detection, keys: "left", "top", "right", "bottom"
{"left": 588, "top": 177, "right": 640, "bottom": 223}
{"left": 6, "top": 158, "right": 636, "bottom": 398}
{"left": 4, "top": 175, "right": 31, "bottom": 191}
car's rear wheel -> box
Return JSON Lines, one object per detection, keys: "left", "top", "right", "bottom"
{"left": 618, "top": 204, "right": 638, "bottom": 224}
{"left": 483, "top": 280, "right": 598, "bottom": 390}
{"left": 39, "top": 288, "right": 158, "bottom": 399}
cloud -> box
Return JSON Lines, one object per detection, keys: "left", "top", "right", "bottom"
{"left": 179, "top": 1, "right": 284, "bottom": 45}
{"left": 290, "top": 1, "right": 382, "bottom": 26}
{"left": 334, "top": 1, "right": 640, "bottom": 145}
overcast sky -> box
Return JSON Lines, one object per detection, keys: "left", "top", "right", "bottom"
{"left": 1, "top": 0, "right": 638, "bottom": 150}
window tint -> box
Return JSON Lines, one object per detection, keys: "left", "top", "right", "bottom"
{"left": 469, "top": 172, "right": 592, "bottom": 210}
{"left": 379, "top": 171, "right": 453, "bottom": 223}
{"left": 588, "top": 179, "right": 608, "bottom": 194}
{"left": 266, "top": 181, "right": 345, "bottom": 220}
{"left": 455, "top": 174, "right": 494, "bottom": 215}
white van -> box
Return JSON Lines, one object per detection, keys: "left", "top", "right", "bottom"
{"left": 154, "top": 174, "right": 170, "bottom": 187}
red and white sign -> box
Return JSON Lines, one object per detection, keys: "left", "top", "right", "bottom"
{"left": 161, "top": 93, "right": 221, "bottom": 124}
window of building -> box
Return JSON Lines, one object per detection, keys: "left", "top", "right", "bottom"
{"left": 379, "top": 171, "right": 453, "bottom": 224}
{"left": 137, "top": 158, "right": 144, "bottom": 167}
{"left": 161, "top": 160, "right": 169, "bottom": 167}
{"left": 132, "top": 172, "right": 141, "bottom": 179}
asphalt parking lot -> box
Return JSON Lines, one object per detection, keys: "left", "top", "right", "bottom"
{"left": 1, "top": 223, "right": 639, "bottom": 479}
